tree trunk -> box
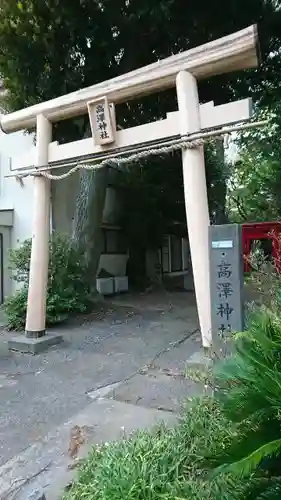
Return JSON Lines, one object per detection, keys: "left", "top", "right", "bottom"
{"left": 73, "top": 166, "right": 109, "bottom": 292}
{"left": 127, "top": 244, "right": 147, "bottom": 290}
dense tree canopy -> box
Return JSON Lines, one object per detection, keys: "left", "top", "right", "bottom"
{"left": 227, "top": 101, "right": 281, "bottom": 222}
{"left": 0, "top": 0, "right": 280, "bottom": 132}
{"left": 0, "top": 0, "right": 280, "bottom": 258}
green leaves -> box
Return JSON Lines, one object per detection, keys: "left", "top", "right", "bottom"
{"left": 227, "top": 102, "right": 281, "bottom": 223}
{"left": 0, "top": 0, "right": 280, "bottom": 129}
{"left": 214, "top": 309, "right": 281, "bottom": 422}
{"left": 210, "top": 305, "right": 281, "bottom": 497}
{"left": 4, "top": 232, "right": 92, "bottom": 330}
{"left": 213, "top": 438, "right": 281, "bottom": 479}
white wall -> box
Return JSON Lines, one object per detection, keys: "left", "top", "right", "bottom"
{"left": 0, "top": 156, "right": 34, "bottom": 248}
{"left": 0, "top": 129, "right": 34, "bottom": 245}
{"left": 0, "top": 129, "right": 35, "bottom": 294}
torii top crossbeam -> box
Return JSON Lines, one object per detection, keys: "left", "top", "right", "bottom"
{"left": 1, "top": 25, "right": 258, "bottom": 133}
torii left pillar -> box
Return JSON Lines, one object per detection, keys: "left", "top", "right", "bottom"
{"left": 8, "top": 114, "right": 62, "bottom": 354}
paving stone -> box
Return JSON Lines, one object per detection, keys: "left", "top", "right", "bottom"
{"left": 186, "top": 350, "right": 213, "bottom": 369}
{"left": 109, "top": 369, "right": 205, "bottom": 412}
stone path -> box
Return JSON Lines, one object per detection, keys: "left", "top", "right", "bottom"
{"left": 0, "top": 291, "right": 204, "bottom": 499}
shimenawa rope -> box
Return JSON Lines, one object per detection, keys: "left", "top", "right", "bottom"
{"left": 14, "top": 118, "right": 266, "bottom": 181}
{"left": 37, "top": 137, "right": 205, "bottom": 181}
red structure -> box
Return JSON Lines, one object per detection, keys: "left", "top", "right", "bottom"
{"left": 242, "top": 221, "right": 281, "bottom": 273}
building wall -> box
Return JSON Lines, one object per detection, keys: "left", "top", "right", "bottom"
{"left": 0, "top": 130, "right": 34, "bottom": 246}
{"left": 146, "top": 234, "right": 194, "bottom": 291}
{"left": 159, "top": 235, "right": 190, "bottom": 275}
{"left": 0, "top": 130, "right": 35, "bottom": 298}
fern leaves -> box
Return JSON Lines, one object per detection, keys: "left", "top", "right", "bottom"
{"left": 212, "top": 439, "right": 281, "bottom": 479}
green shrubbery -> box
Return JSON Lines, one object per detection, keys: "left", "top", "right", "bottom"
{"left": 208, "top": 242, "right": 281, "bottom": 498}
{"left": 210, "top": 307, "right": 281, "bottom": 499}
{"left": 4, "top": 233, "right": 93, "bottom": 330}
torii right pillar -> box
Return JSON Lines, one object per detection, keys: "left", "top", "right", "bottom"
{"left": 176, "top": 71, "right": 212, "bottom": 347}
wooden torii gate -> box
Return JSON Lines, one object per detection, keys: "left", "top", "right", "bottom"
{"left": 1, "top": 25, "right": 259, "bottom": 352}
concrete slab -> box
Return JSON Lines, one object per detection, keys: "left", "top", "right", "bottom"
{"left": 8, "top": 333, "right": 63, "bottom": 354}
{"left": 153, "top": 331, "right": 201, "bottom": 372}
{"left": 185, "top": 350, "right": 213, "bottom": 369}
{"left": 87, "top": 381, "right": 122, "bottom": 400}
{"left": 109, "top": 369, "right": 204, "bottom": 413}
{"left": 0, "top": 399, "right": 178, "bottom": 500}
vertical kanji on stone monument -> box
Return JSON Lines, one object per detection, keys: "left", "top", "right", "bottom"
{"left": 209, "top": 224, "right": 244, "bottom": 355}
{"left": 216, "top": 258, "right": 234, "bottom": 336}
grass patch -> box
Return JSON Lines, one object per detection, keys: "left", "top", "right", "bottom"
{"left": 63, "top": 398, "right": 248, "bottom": 500}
